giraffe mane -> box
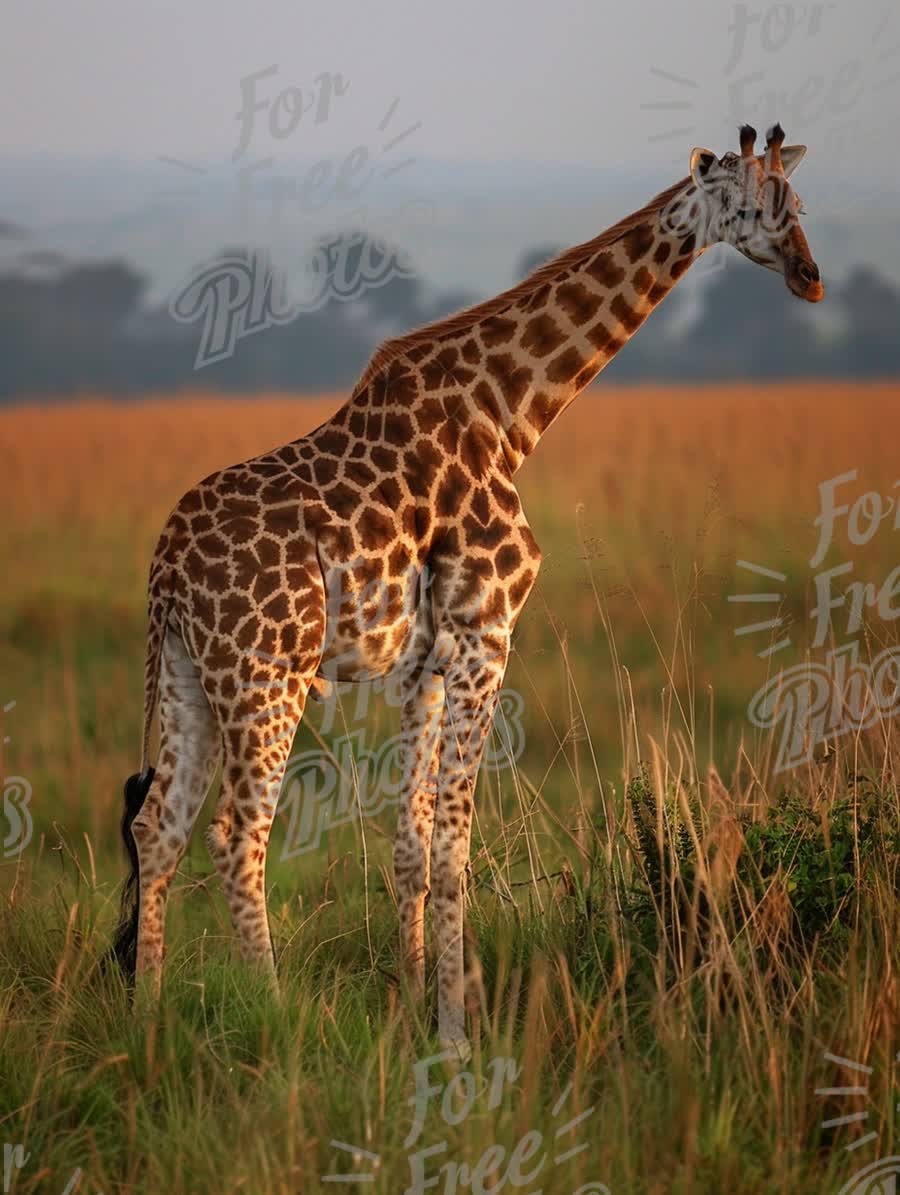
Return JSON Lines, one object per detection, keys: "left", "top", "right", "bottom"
{"left": 353, "top": 174, "right": 692, "bottom": 393}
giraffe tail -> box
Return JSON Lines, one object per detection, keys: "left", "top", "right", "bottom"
{"left": 138, "top": 570, "right": 175, "bottom": 776}
{"left": 106, "top": 574, "right": 173, "bottom": 985}
{"left": 107, "top": 769, "right": 156, "bottom": 983}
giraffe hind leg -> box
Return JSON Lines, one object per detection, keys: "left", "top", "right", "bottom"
{"left": 203, "top": 554, "right": 325, "bottom": 977}
{"left": 205, "top": 692, "right": 308, "bottom": 976}
{"left": 110, "top": 625, "right": 221, "bottom": 994}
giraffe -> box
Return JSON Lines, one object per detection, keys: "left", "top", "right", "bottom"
{"left": 110, "top": 124, "right": 822, "bottom": 1057}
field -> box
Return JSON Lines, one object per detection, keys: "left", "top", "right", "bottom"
{"left": 1, "top": 382, "right": 899, "bottom": 1194}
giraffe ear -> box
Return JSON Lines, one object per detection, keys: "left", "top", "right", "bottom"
{"left": 780, "top": 144, "right": 807, "bottom": 179}
{"left": 689, "top": 148, "right": 719, "bottom": 187}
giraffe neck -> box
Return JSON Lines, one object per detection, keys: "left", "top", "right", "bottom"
{"left": 463, "top": 177, "right": 704, "bottom": 471}
{"left": 349, "top": 176, "right": 710, "bottom": 476}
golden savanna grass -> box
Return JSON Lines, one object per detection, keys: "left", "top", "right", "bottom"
{"left": 0, "top": 381, "right": 899, "bottom": 1194}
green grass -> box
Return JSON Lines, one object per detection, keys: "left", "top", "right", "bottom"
{"left": 1, "top": 798, "right": 897, "bottom": 1194}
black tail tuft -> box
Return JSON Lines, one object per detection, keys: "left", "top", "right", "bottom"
{"left": 103, "top": 768, "right": 155, "bottom": 986}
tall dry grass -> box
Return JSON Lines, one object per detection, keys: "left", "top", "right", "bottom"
{"left": 0, "top": 382, "right": 899, "bottom": 1192}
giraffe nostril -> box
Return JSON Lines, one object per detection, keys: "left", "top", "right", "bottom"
{"left": 797, "top": 262, "right": 820, "bottom": 285}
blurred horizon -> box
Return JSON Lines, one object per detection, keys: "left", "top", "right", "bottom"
{"left": 2, "top": 150, "right": 898, "bottom": 302}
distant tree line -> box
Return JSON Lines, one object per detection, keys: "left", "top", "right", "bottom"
{"left": 0, "top": 235, "right": 898, "bottom": 402}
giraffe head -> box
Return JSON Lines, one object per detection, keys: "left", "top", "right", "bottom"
{"left": 687, "top": 123, "right": 824, "bottom": 303}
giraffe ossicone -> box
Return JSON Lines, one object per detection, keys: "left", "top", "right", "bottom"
{"left": 110, "top": 125, "right": 822, "bottom": 1056}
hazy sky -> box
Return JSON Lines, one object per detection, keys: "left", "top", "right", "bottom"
{"left": 2, "top": 0, "right": 896, "bottom": 303}
{"left": 2, "top": 0, "right": 896, "bottom": 178}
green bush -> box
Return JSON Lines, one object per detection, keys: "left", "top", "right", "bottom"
{"left": 626, "top": 766, "right": 900, "bottom": 959}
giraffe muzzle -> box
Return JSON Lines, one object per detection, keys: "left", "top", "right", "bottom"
{"left": 786, "top": 257, "right": 824, "bottom": 303}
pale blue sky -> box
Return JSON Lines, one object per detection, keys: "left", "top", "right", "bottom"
{"left": 1, "top": 0, "right": 897, "bottom": 296}
{"left": 2, "top": 0, "right": 895, "bottom": 173}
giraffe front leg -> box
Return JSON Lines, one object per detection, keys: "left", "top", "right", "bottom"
{"left": 393, "top": 670, "right": 444, "bottom": 1000}
{"left": 430, "top": 633, "right": 509, "bottom": 1061}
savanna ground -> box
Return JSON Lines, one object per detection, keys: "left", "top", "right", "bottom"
{"left": 1, "top": 382, "right": 899, "bottom": 1194}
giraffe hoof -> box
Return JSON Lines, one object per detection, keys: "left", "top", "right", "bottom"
{"left": 440, "top": 1035, "right": 472, "bottom": 1064}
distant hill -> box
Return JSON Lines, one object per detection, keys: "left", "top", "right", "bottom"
{"left": 1, "top": 233, "right": 897, "bottom": 402}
